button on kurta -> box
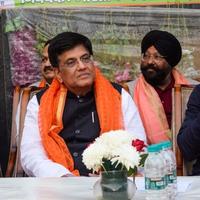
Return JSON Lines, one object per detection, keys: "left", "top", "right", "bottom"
{"left": 78, "top": 98, "right": 84, "bottom": 103}
{"left": 75, "top": 129, "right": 80, "bottom": 134}
{"left": 73, "top": 152, "right": 78, "bottom": 157}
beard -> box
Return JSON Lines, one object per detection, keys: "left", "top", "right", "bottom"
{"left": 141, "top": 63, "right": 172, "bottom": 86}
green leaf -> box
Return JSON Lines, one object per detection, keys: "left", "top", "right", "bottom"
{"left": 127, "top": 166, "right": 137, "bottom": 176}
{"left": 139, "top": 154, "right": 148, "bottom": 167}
{"left": 102, "top": 158, "right": 124, "bottom": 171}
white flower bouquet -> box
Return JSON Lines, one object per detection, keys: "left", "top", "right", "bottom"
{"left": 82, "top": 130, "right": 147, "bottom": 176}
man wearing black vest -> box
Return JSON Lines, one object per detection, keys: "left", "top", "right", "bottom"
{"left": 20, "top": 32, "right": 146, "bottom": 177}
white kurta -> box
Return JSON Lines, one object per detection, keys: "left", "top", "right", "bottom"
{"left": 20, "top": 88, "right": 146, "bottom": 177}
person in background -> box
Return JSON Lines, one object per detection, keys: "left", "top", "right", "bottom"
{"left": 127, "top": 30, "right": 193, "bottom": 144}
{"left": 20, "top": 32, "right": 146, "bottom": 177}
{"left": 35, "top": 40, "right": 55, "bottom": 87}
{"left": 177, "top": 85, "right": 200, "bottom": 175}
{"left": 15, "top": 40, "right": 56, "bottom": 135}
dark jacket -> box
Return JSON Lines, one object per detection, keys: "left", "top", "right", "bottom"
{"left": 177, "top": 84, "right": 200, "bottom": 175}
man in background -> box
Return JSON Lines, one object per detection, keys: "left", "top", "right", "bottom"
{"left": 16, "top": 39, "right": 55, "bottom": 130}
{"left": 127, "top": 30, "right": 191, "bottom": 144}
{"left": 6, "top": 39, "right": 56, "bottom": 177}
{"left": 36, "top": 40, "right": 55, "bottom": 87}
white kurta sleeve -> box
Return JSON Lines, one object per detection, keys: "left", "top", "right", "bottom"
{"left": 121, "top": 88, "right": 147, "bottom": 143}
{"left": 20, "top": 95, "right": 72, "bottom": 177}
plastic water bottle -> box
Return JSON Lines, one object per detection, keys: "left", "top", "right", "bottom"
{"left": 144, "top": 144, "right": 168, "bottom": 200}
{"left": 159, "top": 141, "right": 177, "bottom": 199}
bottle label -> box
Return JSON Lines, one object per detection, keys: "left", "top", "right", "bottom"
{"left": 145, "top": 177, "right": 166, "bottom": 190}
{"left": 166, "top": 170, "right": 177, "bottom": 184}
{"left": 166, "top": 173, "right": 174, "bottom": 184}
{"left": 173, "top": 169, "right": 177, "bottom": 182}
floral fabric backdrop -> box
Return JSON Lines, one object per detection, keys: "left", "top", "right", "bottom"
{"left": 5, "top": 6, "right": 200, "bottom": 86}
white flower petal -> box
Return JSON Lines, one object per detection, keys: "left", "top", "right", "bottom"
{"left": 82, "top": 130, "right": 144, "bottom": 173}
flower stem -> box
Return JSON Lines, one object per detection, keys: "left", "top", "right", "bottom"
{"left": 101, "top": 164, "right": 107, "bottom": 172}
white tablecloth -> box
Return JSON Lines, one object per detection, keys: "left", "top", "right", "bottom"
{"left": 0, "top": 176, "right": 199, "bottom": 200}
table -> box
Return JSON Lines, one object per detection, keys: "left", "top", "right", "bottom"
{"left": 0, "top": 176, "right": 199, "bottom": 200}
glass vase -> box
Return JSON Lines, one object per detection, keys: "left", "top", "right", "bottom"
{"left": 93, "top": 170, "right": 136, "bottom": 200}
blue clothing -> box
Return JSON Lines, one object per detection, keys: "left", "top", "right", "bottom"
{"left": 177, "top": 84, "right": 200, "bottom": 175}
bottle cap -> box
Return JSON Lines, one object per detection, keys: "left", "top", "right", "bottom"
{"left": 147, "top": 144, "right": 161, "bottom": 152}
{"left": 159, "top": 140, "right": 172, "bottom": 149}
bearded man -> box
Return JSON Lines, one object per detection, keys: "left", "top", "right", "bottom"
{"left": 127, "top": 30, "right": 193, "bottom": 144}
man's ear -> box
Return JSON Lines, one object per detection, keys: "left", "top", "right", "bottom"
{"left": 54, "top": 68, "right": 63, "bottom": 83}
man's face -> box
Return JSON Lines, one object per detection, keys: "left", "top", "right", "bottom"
{"left": 40, "top": 44, "right": 55, "bottom": 84}
{"left": 55, "top": 44, "right": 95, "bottom": 96}
{"left": 140, "top": 46, "right": 172, "bottom": 86}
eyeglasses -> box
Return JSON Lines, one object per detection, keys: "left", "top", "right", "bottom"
{"left": 62, "top": 54, "right": 93, "bottom": 68}
{"left": 141, "top": 53, "right": 166, "bottom": 63}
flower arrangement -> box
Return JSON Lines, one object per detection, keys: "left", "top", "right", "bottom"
{"left": 82, "top": 130, "right": 147, "bottom": 176}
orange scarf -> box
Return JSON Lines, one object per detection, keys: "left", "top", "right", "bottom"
{"left": 38, "top": 79, "right": 46, "bottom": 88}
{"left": 39, "top": 67, "right": 124, "bottom": 175}
{"left": 134, "top": 68, "right": 189, "bottom": 144}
